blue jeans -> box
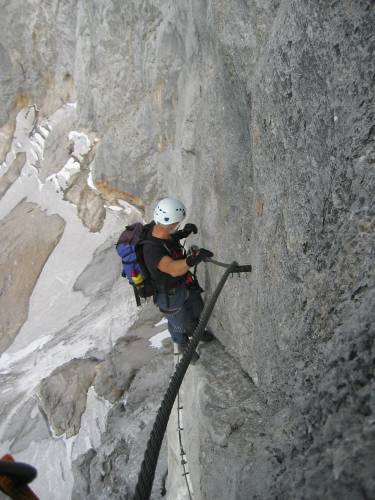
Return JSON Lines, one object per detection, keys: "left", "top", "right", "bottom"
{"left": 155, "top": 286, "right": 204, "bottom": 345}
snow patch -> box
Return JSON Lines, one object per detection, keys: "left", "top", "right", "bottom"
{"left": 154, "top": 317, "right": 168, "bottom": 327}
{"left": 149, "top": 329, "right": 170, "bottom": 349}
{"left": 0, "top": 102, "right": 143, "bottom": 498}
{"left": 68, "top": 131, "right": 91, "bottom": 161}
{"left": 0, "top": 103, "right": 78, "bottom": 181}
{"left": 70, "top": 386, "right": 111, "bottom": 461}
{"left": 0, "top": 335, "right": 53, "bottom": 374}
{"left": 46, "top": 157, "right": 81, "bottom": 191}
{"left": 45, "top": 130, "right": 92, "bottom": 193}
{"left": 117, "top": 198, "right": 135, "bottom": 215}
{"left": 106, "top": 205, "right": 123, "bottom": 212}
{"left": 87, "top": 170, "right": 99, "bottom": 192}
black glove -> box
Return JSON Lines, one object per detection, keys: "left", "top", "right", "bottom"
{"left": 183, "top": 223, "right": 198, "bottom": 235}
{"left": 186, "top": 248, "right": 214, "bottom": 267}
{"left": 174, "top": 223, "right": 198, "bottom": 240}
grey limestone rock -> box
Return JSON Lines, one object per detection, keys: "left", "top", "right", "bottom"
{"left": 38, "top": 109, "right": 77, "bottom": 182}
{"left": 38, "top": 357, "right": 99, "bottom": 438}
{"left": 76, "top": 186, "right": 107, "bottom": 233}
{"left": 72, "top": 351, "right": 173, "bottom": 500}
{"left": 0, "top": 200, "right": 65, "bottom": 353}
{"left": 167, "top": 341, "right": 273, "bottom": 500}
{"left": 0, "top": 0, "right": 374, "bottom": 498}
{"left": 73, "top": 237, "right": 121, "bottom": 299}
{"left": 0, "top": 0, "right": 78, "bottom": 124}
{"left": 63, "top": 168, "right": 107, "bottom": 232}
{"left": 0, "top": 0, "right": 78, "bottom": 163}
{"left": 0, "top": 152, "right": 26, "bottom": 199}
{"left": 66, "top": 303, "right": 171, "bottom": 498}
{"left": 71, "top": 449, "right": 99, "bottom": 500}
{"left": 92, "top": 302, "right": 173, "bottom": 404}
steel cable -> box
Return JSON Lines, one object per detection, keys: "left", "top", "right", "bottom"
{"left": 133, "top": 261, "right": 241, "bottom": 500}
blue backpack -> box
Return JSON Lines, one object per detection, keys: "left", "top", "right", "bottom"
{"left": 116, "top": 222, "right": 156, "bottom": 306}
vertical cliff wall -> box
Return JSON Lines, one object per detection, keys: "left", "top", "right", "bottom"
{"left": 75, "top": 1, "right": 374, "bottom": 497}
{"left": 1, "top": 0, "right": 374, "bottom": 498}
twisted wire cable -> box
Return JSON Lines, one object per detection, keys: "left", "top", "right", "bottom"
{"left": 133, "top": 261, "right": 239, "bottom": 500}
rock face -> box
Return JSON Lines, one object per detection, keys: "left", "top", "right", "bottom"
{"left": 38, "top": 358, "right": 99, "bottom": 438}
{"left": 66, "top": 2, "right": 375, "bottom": 495}
{"left": 0, "top": 153, "right": 26, "bottom": 198}
{"left": 71, "top": 304, "right": 173, "bottom": 500}
{"left": 0, "top": 200, "right": 65, "bottom": 352}
{"left": 72, "top": 355, "right": 171, "bottom": 500}
{"left": 0, "top": 0, "right": 374, "bottom": 499}
{"left": 167, "top": 342, "right": 270, "bottom": 500}
{"left": 0, "top": 0, "right": 77, "bottom": 162}
{"left": 64, "top": 171, "right": 107, "bottom": 232}
{"left": 38, "top": 109, "right": 76, "bottom": 182}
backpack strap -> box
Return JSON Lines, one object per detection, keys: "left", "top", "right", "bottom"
{"left": 116, "top": 222, "right": 144, "bottom": 246}
{"left": 133, "top": 286, "right": 141, "bottom": 307}
{"left": 135, "top": 239, "right": 160, "bottom": 293}
{"left": 136, "top": 240, "right": 160, "bottom": 274}
{"left": 137, "top": 240, "right": 171, "bottom": 272}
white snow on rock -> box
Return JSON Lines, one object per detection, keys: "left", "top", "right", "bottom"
{"left": 68, "top": 131, "right": 91, "bottom": 161}
{"left": 45, "top": 130, "right": 92, "bottom": 193}
{"left": 154, "top": 317, "right": 168, "bottom": 327}
{"left": 149, "top": 329, "right": 170, "bottom": 349}
{"left": 106, "top": 204, "right": 123, "bottom": 211}
{"left": 1, "top": 105, "right": 40, "bottom": 172}
{"left": 46, "top": 157, "right": 81, "bottom": 191}
{"left": 87, "top": 169, "right": 99, "bottom": 192}
{"left": 70, "top": 386, "right": 111, "bottom": 461}
{"left": 0, "top": 335, "right": 53, "bottom": 375}
{"left": 0, "top": 424, "right": 76, "bottom": 500}
{"left": 0, "top": 105, "right": 104, "bottom": 200}
{"left": 117, "top": 199, "right": 135, "bottom": 215}
{"left": 0, "top": 103, "right": 145, "bottom": 500}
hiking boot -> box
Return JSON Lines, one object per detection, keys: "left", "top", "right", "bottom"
{"left": 177, "top": 343, "right": 200, "bottom": 364}
{"left": 201, "top": 329, "right": 215, "bottom": 342}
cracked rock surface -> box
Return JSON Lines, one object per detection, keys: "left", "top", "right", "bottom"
{"left": 71, "top": 304, "right": 173, "bottom": 500}
{"left": 38, "top": 358, "right": 99, "bottom": 438}
{"left": 0, "top": 0, "right": 374, "bottom": 499}
{"left": 0, "top": 200, "right": 65, "bottom": 352}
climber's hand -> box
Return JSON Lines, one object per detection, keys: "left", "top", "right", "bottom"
{"left": 186, "top": 248, "right": 214, "bottom": 267}
{"left": 184, "top": 223, "right": 198, "bottom": 234}
{"left": 179, "top": 223, "right": 198, "bottom": 238}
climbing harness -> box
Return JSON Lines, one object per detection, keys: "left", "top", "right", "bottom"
{"left": 133, "top": 258, "right": 251, "bottom": 500}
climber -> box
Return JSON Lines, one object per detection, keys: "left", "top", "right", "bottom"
{"left": 142, "top": 197, "right": 215, "bottom": 362}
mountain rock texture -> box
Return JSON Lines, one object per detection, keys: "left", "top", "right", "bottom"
{"left": 0, "top": 200, "right": 65, "bottom": 352}
{"left": 0, "top": 0, "right": 374, "bottom": 499}
{"left": 38, "top": 358, "right": 99, "bottom": 438}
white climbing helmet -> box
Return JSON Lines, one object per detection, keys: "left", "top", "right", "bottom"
{"left": 153, "top": 197, "right": 187, "bottom": 225}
